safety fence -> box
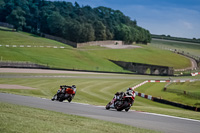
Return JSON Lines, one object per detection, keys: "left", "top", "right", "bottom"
{"left": 0, "top": 61, "right": 48, "bottom": 69}
{"left": 191, "top": 72, "right": 200, "bottom": 76}
{"left": 0, "top": 44, "right": 66, "bottom": 49}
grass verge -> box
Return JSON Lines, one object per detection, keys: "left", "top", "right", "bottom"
{"left": 0, "top": 102, "right": 160, "bottom": 133}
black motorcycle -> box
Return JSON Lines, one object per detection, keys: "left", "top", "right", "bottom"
{"left": 106, "top": 92, "right": 134, "bottom": 112}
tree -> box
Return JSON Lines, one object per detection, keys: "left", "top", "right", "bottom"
{"left": 47, "top": 11, "right": 65, "bottom": 37}
{"left": 114, "top": 24, "right": 134, "bottom": 44}
{"left": 79, "top": 23, "right": 95, "bottom": 42}
{"left": 6, "top": 6, "right": 26, "bottom": 31}
{"left": 0, "top": 0, "right": 15, "bottom": 22}
{"left": 68, "top": 20, "right": 82, "bottom": 42}
{"left": 93, "top": 20, "right": 106, "bottom": 40}
{"left": 106, "top": 29, "right": 114, "bottom": 40}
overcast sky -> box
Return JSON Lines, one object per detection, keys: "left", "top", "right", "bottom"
{"left": 53, "top": 0, "right": 200, "bottom": 39}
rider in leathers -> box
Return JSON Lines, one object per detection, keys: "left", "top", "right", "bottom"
{"left": 52, "top": 85, "right": 76, "bottom": 101}
{"left": 112, "top": 88, "right": 136, "bottom": 105}
{"left": 64, "top": 85, "right": 76, "bottom": 99}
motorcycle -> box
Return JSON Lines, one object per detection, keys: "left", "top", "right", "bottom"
{"left": 106, "top": 92, "right": 134, "bottom": 112}
{"left": 51, "top": 85, "right": 76, "bottom": 102}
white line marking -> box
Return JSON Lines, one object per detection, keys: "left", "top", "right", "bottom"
{"left": 137, "top": 111, "right": 200, "bottom": 123}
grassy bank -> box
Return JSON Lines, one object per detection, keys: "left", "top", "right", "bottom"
{"left": 0, "top": 102, "right": 159, "bottom": 133}
{"left": 151, "top": 39, "right": 200, "bottom": 57}
{"left": 0, "top": 27, "right": 191, "bottom": 72}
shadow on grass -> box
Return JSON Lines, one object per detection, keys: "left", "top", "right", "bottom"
{"left": 29, "top": 34, "right": 41, "bottom": 38}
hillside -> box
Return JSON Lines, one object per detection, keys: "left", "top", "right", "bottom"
{"left": 0, "top": 0, "right": 151, "bottom": 44}
{"left": 0, "top": 27, "right": 191, "bottom": 72}
{"left": 151, "top": 39, "right": 200, "bottom": 57}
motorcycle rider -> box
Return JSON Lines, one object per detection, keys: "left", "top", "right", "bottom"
{"left": 51, "top": 85, "right": 77, "bottom": 101}
{"left": 126, "top": 88, "right": 136, "bottom": 97}
{"left": 71, "top": 85, "right": 76, "bottom": 98}
{"left": 106, "top": 87, "right": 136, "bottom": 111}
{"left": 62, "top": 85, "right": 76, "bottom": 101}
{"left": 125, "top": 88, "right": 136, "bottom": 105}
{"left": 110, "top": 88, "right": 135, "bottom": 105}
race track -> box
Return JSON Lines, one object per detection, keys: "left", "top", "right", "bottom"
{"left": 1, "top": 93, "right": 200, "bottom": 133}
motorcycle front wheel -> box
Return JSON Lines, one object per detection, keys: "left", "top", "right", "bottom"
{"left": 105, "top": 102, "right": 111, "bottom": 110}
{"left": 116, "top": 101, "right": 129, "bottom": 111}
{"left": 67, "top": 97, "right": 72, "bottom": 102}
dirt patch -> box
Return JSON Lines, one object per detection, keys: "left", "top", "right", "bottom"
{"left": 0, "top": 84, "right": 36, "bottom": 89}
{"left": 101, "top": 45, "right": 141, "bottom": 49}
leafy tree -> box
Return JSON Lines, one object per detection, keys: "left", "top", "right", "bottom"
{"left": 68, "top": 20, "right": 82, "bottom": 42}
{"left": 47, "top": 11, "right": 65, "bottom": 37}
{"left": 93, "top": 20, "right": 107, "bottom": 40}
{"left": 79, "top": 23, "right": 95, "bottom": 42}
{"left": 6, "top": 6, "right": 26, "bottom": 31}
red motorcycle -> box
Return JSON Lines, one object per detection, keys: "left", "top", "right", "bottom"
{"left": 51, "top": 85, "right": 76, "bottom": 102}
{"left": 106, "top": 92, "right": 135, "bottom": 112}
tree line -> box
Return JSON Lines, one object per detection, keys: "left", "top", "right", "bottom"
{"left": 0, "top": 0, "right": 151, "bottom": 44}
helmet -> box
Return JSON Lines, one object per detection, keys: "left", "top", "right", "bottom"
{"left": 126, "top": 88, "right": 133, "bottom": 95}
{"left": 127, "top": 88, "right": 132, "bottom": 91}
{"left": 72, "top": 85, "right": 76, "bottom": 88}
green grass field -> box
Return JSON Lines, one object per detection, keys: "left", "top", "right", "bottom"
{"left": 151, "top": 39, "right": 200, "bottom": 57}
{"left": 0, "top": 73, "right": 200, "bottom": 120}
{"left": 0, "top": 26, "right": 69, "bottom": 47}
{"left": 0, "top": 27, "right": 191, "bottom": 72}
{"left": 0, "top": 102, "right": 160, "bottom": 133}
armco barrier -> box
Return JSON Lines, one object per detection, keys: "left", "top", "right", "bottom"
{"left": 135, "top": 91, "right": 152, "bottom": 100}
{"left": 191, "top": 72, "right": 200, "bottom": 76}
{"left": 153, "top": 97, "right": 200, "bottom": 112}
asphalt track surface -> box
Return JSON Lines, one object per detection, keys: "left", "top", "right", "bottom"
{"left": 1, "top": 93, "right": 200, "bottom": 133}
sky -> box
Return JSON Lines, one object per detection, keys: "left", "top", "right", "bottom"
{"left": 53, "top": 0, "right": 200, "bottom": 39}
